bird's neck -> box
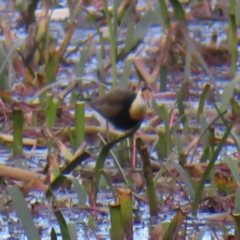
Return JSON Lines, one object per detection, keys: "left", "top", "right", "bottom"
{"left": 129, "top": 99, "right": 147, "bottom": 120}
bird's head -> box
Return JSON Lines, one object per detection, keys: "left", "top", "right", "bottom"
{"left": 137, "top": 86, "right": 153, "bottom": 108}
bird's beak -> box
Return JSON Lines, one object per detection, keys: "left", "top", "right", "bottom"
{"left": 143, "top": 89, "right": 153, "bottom": 108}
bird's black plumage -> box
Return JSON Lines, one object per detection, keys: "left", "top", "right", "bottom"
{"left": 89, "top": 90, "right": 143, "bottom": 130}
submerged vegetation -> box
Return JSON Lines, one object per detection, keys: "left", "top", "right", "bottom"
{"left": 0, "top": 0, "right": 240, "bottom": 239}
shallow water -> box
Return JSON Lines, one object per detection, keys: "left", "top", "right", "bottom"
{"left": 0, "top": 0, "right": 239, "bottom": 239}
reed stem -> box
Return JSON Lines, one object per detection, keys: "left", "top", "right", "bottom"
{"left": 46, "top": 93, "right": 59, "bottom": 128}
{"left": 117, "top": 189, "right": 133, "bottom": 240}
{"left": 109, "top": 203, "right": 124, "bottom": 240}
{"left": 75, "top": 102, "right": 85, "bottom": 150}
{"left": 13, "top": 108, "right": 23, "bottom": 157}
{"left": 229, "top": 0, "right": 237, "bottom": 75}
{"left": 136, "top": 138, "right": 158, "bottom": 216}
{"left": 102, "top": 0, "right": 117, "bottom": 90}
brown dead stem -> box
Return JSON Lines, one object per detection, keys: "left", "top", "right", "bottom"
{"left": 0, "top": 164, "right": 46, "bottom": 182}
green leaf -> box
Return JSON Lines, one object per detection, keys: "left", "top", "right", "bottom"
{"left": 175, "top": 134, "right": 184, "bottom": 154}
{"left": 232, "top": 213, "right": 240, "bottom": 238}
{"left": 169, "top": 0, "right": 186, "bottom": 23}
{"left": 74, "top": 43, "right": 90, "bottom": 77}
{"left": 228, "top": 0, "right": 237, "bottom": 75}
{"left": 234, "top": 188, "right": 240, "bottom": 213}
{"left": 54, "top": 208, "right": 71, "bottom": 240}
{"left": 46, "top": 151, "right": 91, "bottom": 197}
{"left": 176, "top": 89, "right": 189, "bottom": 132}
{"left": 152, "top": 99, "right": 172, "bottom": 155}
{"left": 158, "top": 0, "right": 170, "bottom": 29}
{"left": 100, "top": 170, "right": 117, "bottom": 201}
{"left": 45, "top": 52, "right": 59, "bottom": 83}
{"left": 0, "top": 44, "right": 10, "bottom": 90}
{"left": 124, "top": 20, "right": 135, "bottom": 53}
{"left": 225, "top": 155, "right": 240, "bottom": 183}
{"left": 67, "top": 223, "right": 78, "bottom": 240}
{"left": 120, "top": 58, "right": 132, "bottom": 90}
{"left": 220, "top": 75, "right": 240, "bottom": 113}
{"left": 74, "top": 101, "right": 85, "bottom": 150}
{"left": 183, "top": 45, "right": 191, "bottom": 82}
{"left": 7, "top": 186, "right": 41, "bottom": 240}
{"left": 112, "top": 0, "right": 121, "bottom": 37}
{"left": 190, "top": 109, "right": 227, "bottom": 163}
{"left": 102, "top": 0, "right": 117, "bottom": 89}
{"left": 197, "top": 83, "right": 211, "bottom": 119}
{"left": 91, "top": 124, "right": 140, "bottom": 200}
{"left": 171, "top": 161, "right": 195, "bottom": 199}
{"left": 163, "top": 210, "right": 187, "bottom": 240}
{"left": 134, "top": 9, "right": 156, "bottom": 42}
{"left": 96, "top": 51, "right": 107, "bottom": 84}
{"left": 230, "top": 130, "right": 240, "bottom": 152}
{"left": 13, "top": 108, "right": 23, "bottom": 157}
{"left": 231, "top": 97, "right": 240, "bottom": 115}
{"left": 65, "top": 175, "right": 87, "bottom": 205}
{"left": 199, "top": 116, "right": 209, "bottom": 150}
{"left": 51, "top": 228, "right": 57, "bottom": 240}
{"left": 160, "top": 65, "right": 168, "bottom": 92}
{"left": 195, "top": 226, "right": 208, "bottom": 240}
{"left": 88, "top": 214, "right": 97, "bottom": 230}
{"left": 192, "top": 124, "right": 232, "bottom": 215}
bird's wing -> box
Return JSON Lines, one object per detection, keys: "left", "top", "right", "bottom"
{"left": 89, "top": 91, "right": 134, "bottom": 120}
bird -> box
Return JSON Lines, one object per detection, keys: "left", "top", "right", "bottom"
{"left": 89, "top": 87, "right": 153, "bottom": 131}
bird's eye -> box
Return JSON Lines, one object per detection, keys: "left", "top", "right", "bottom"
{"left": 143, "top": 90, "right": 153, "bottom": 101}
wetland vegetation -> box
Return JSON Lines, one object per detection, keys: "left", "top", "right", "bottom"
{"left": 0, "top": 0, "right": 240, "bottom": 239}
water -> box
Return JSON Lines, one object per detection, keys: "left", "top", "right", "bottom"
{"left": 0, "top": 0, "right": 239, "bottom": 239}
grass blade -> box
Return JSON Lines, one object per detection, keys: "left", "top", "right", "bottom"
{"left": 160, "top": 65, "right": 168, "bottom": 92}
{"left": 195, "top": 226, "right": 208, "bottom": 240}
{"left": 163, "top": 209, "right": 187, "bottom": 240}
{"left": 51, "top": 228, "right": 57, "bottom": 240}
{"left": 158, "top": 0, "right": 170, "bottom": 29}
{"left": 102, "top": 0, "right": 117, "bottom": 89}
{"left": 7, "top": 185, "right": 41, "bottom": 240}
{"left": 123, "top": 20, "right": 135, "bottom": 53}
{"left": 192, "top": 125, "right": 232, "bottom": 215}
{"left": 120, "top": 58, "right": 132, "bottom": 90}
{"left": 224, "top": 155, "right": 240, "bottom": 183}
{"left": 118, "top": 189, "right": 133, "bottom": 239}
{"left": 13, "top": 108, "right": 23, "bottom": 157}
{"left": 91, "top": 124, "right": 140, "bottom": 201}
{"left": 233, "top": 188, "right": 240, "bottom": 238}
{"left": 228, "top": 0, "right": 237, "bottom": 75}
{"left": 46, "top": 94, "right": 59, "bottom": 128}
{"left": 46, "top": 151, "right": 91, "bottom": 197}
{"left": 152, "top": 99, "right": 172, "bottom": 156}
{"left": 183, "top": 45, "right": 191, "bottom": 82}
{"left": 74, "top": 102, "right": 85, "bottom": 150}
{"left": 176, "top": 89, "right": 189, "bottom": 132}
{"left": 101, "top": 170, "right": 117, "bottom": 201}
{"left": 136, "top": 138, "right": 158, "bottom": 216}
{"left": 97, "top": 51, "right": 107, "bottom": 84}
{"left": 199, "top": 116, "right": 210, "bottom": 150}
{"left": 74, "top": 43, "right": 89, "bottom": 77}
{"left": 230, "top": 97, "right": 240, "bottom": 115}
{"left": 220, "top": 75, "right": 240, "bottom": 113}
{"left": 67, "top": 223, "right": 78, "bottom": 240}
{"left": 109, "top": 203, "right": 124, "bottom": 239}
{"left": 54, "top": 208, "right": 71, "bottom": 240}
{"left": 169, "top": 0, "right": 186, "bottom": 23}
{"left": 66, "top": 175, "right": 87, "bottom": 206}
{"left": 234, "top": 188, "right": 240, "bottom": 213}
{"left": 197, "top": 83, "right": 211, "bottom": 119}
{"left": 170, "top": 161, "right": 195, "bottom": 200}
{"left": 134, "top": 9, "right": 156, "bottom": 43}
